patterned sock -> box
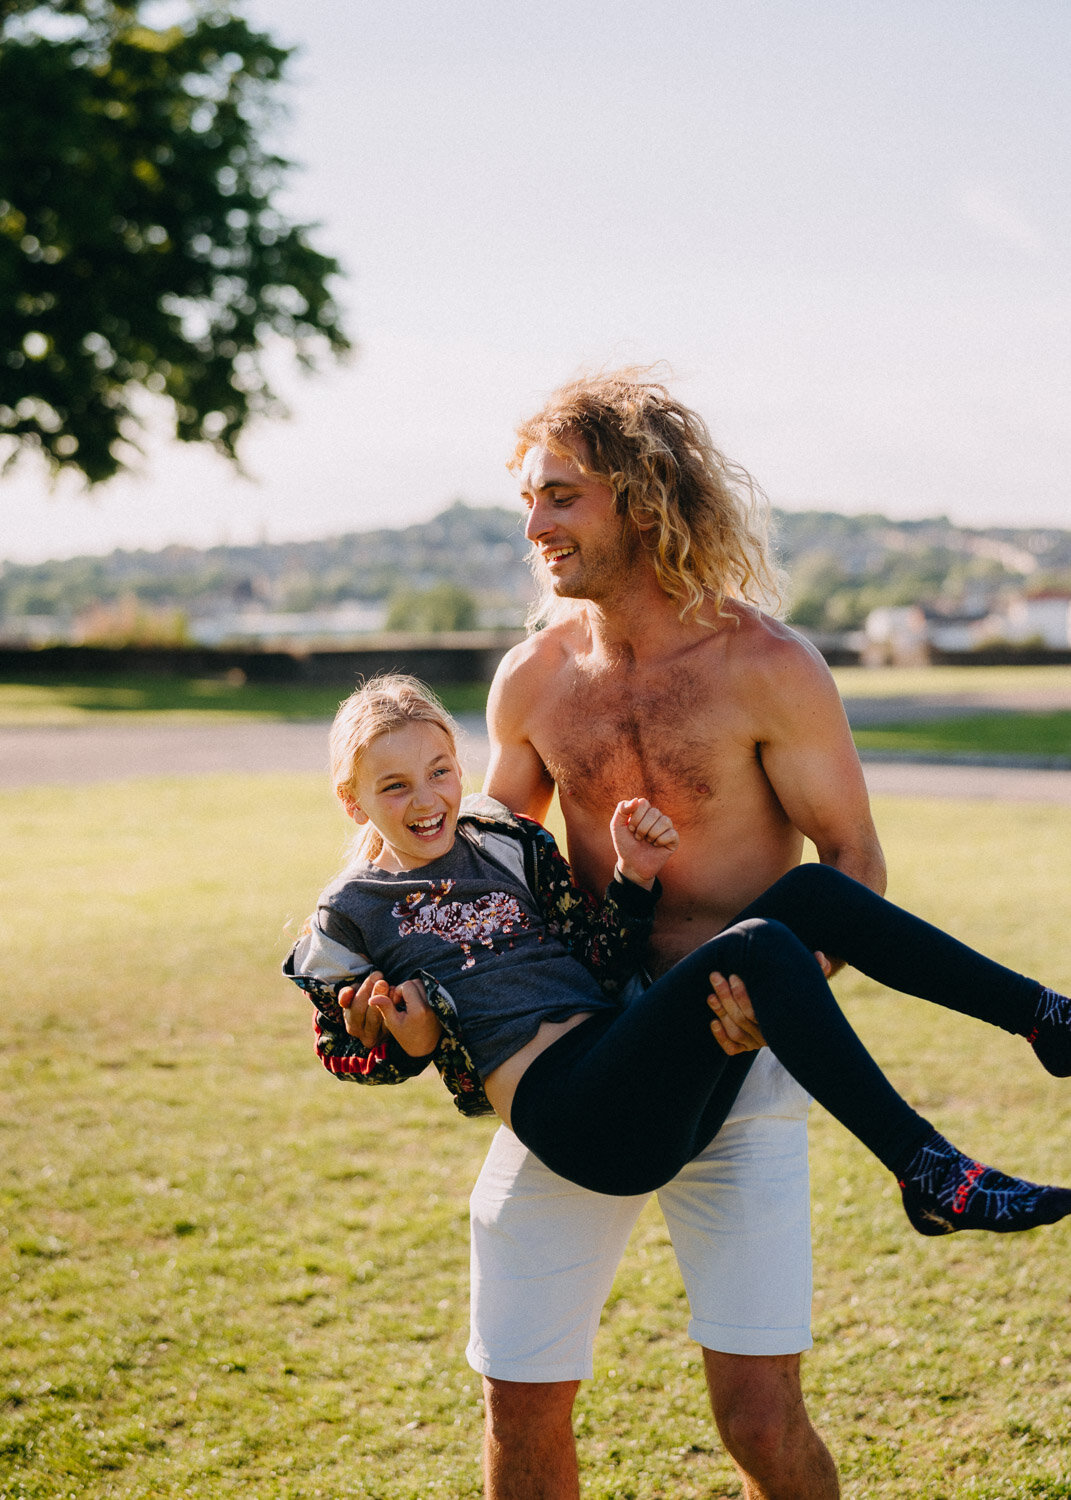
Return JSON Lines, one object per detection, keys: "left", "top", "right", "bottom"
{"left": 897, "top": 1131, "right": 1071, "bottom": 1237}
{"left": 1028, "top": 988, "right": 1071, "bottom": 1077}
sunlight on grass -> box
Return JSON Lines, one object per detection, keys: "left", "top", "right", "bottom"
{"left": 0, "top": 676, "right": 491, "bottom": 725}
{"left": 854, "top": 710, "right": 1071, "bottom": 759}
{"left": 832, "top": 663, "right": 1071, "bottom": 699}
{"left": 2, "top": 777, "right": 1070, "bottom": 1497}
{"left": 3, "top": 662, "right": 1071, "bottom": 728}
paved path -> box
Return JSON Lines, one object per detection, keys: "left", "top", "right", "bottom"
{"left": 3, "top": 715, "right": 1071, "bottom": 803}
{"left": 0, "top": 716, "right": 492, "bottom": 788}
{"left": 857, "top": 759, "right": 1071, "bottom": 804}
{"left": 843, "top": 686, "right": 1071, "bottom": 724}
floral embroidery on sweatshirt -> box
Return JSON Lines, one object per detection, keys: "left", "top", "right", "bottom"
{"left": 392, "top": 882, "right": 532, "bottom": 969}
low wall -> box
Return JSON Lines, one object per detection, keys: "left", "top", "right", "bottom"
{"left": 0, "top": 632, "right": 527, "bottom": 687}
{"left": 7, "top": 635, "right": 1069, "bottom": 685}
{"left": 930, "top": 645, "right": 1071, "bottom": 667}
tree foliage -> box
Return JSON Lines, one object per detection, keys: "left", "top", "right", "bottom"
{"left": 385, "top": 582, "right": 481, "bottom": 633}
{"left": 0, "top": 0, "right": 350, "bottom": 485}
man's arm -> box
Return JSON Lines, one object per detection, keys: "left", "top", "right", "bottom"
{"left": 753, "top": 628, "right": 886, "bottom": 896}
{"left": 710, "top": 625, "right": 885, "bottom": 1056}
{"left": 483, "top": 642, "right": 557, "bottom": 821}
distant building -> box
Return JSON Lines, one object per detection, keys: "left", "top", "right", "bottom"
{"left": 862, "top": 606, "right": 931, "bottom": 666}
{"left": 188, "top": 602, "right": 388, "bottom": 647}
{"left": 1000, "top": 593, "right": 1071, "bottom": 649}
{"left": 0, "top": 615, "right": 70, "bottom": 646}
{"left": 864, "top": 592, "right": 1071, "bottom": 663}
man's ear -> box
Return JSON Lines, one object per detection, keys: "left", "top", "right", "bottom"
{"left": 340, "top": 793, "right": 368, "bottom": 825}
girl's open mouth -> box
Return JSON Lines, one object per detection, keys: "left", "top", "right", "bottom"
{"left": 409, "top": 814, "right": 446, "bottom": 839}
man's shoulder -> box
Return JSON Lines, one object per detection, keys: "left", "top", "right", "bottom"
{"left": 722, "top": 604, "right": 831, "bottom": 679}
{"left": 719, "top": 607, "right": 846, "bottom": 732}
{"left": 491, "top": 615, "right": 584, "bottom": 697}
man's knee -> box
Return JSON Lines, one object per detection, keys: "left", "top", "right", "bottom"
{"left": 482, "top": 1379, "right": 582, "bottom": 1500}
{"left": 703, "top": 1350, "right": 826, "bottom": 1471}
{"left": 483, "top": 1376, "right": 579, "bottom": 1443}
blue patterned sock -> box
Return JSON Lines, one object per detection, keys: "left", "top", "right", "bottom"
{"left": 1028, "top": 988, "right": 1071, "bottom": 1077}
{"left": 898, "top": 1131, "right": 1071, "bottom": 1237}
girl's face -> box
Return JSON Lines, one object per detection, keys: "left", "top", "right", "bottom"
{"left": 349, "top": 720, "right": 463, "bottom": 871}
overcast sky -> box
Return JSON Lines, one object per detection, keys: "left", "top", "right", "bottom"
{"left": 4, "top": 0, "right": 1069, "bottom": 564}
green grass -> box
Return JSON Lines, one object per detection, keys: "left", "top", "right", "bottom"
{"left": 2, "top": 778, "right": 1071, "bottom": 1497}
{"left": 0, "top": 676, "right": 490, "bottom": 725}
{"left": 853, "top": 711, "right": 1071, "bottom": 760}
{"left": 4, "top": 662, "right": 1071, "bottom": 727}
{"left": 831, "top": 664, "right": 1071, "bottom": 700}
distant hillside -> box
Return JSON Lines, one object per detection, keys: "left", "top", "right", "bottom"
{"left": 2, "top": 501, "right": 1070, "bottom": 635}
{"left": 0, "top": 502, "right": 533, "bottom": 626}
{"left": 774, "top": 511, "right": 1071, "bottom": 631}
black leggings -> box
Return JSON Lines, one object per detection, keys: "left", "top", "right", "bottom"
{"left": 509, "top": 863, "right": 1041, "bottom": 1196}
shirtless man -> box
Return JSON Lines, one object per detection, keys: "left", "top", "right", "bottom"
{"left": 470, "top": 369, "right": 887, "bottom": 1499}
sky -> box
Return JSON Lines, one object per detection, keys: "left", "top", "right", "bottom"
{"left": 3, "top": 0, "right": 1070, "bottom": 564}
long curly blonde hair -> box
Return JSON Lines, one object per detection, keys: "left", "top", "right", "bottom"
{"left": 330, "top": 674, "right": 459, "bottom": 863}
{"left": 511, "top": 367, "right": 782, "bottom": 626}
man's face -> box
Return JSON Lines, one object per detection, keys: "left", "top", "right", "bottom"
{"left": 518, "top": 439, "right": 640, "bottom": 604}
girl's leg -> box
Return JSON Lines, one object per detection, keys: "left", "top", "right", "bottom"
{"left": 509, "top": 919, "right": 1071, "bottom": 1234}
{"left": 734, "top": 864, "right": 1071, "bottom": 1076}
{"left": 731, "top": 919, "right": 1071, "bottom": 1237}
{"left": 509, "top": 938, "right": 756, "bottom": 1197}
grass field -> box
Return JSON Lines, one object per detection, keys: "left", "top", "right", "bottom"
{"left": 831, "top": 664, "right": 1071, "bottom": 700}
{"left": 2, "top": 775, "right": 1071, "bottom": 1497}
{"left": 0, "top": 677, "right": 490, "bottom": 726}
{"left": 2, "top": 665, "right": 1070, "bottom": 765}
{"left": 3, "top": 662, "right": 1071, "bottom": 726}
{"left": 852, "top": 711, "right": 1071, "bottom": 760}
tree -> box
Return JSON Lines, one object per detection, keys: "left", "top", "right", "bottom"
{"left": 0, "top": 0, "right": 350, "bottom": 485}
{"left": 385, "top": 583, "right": 480, "bottom": 633}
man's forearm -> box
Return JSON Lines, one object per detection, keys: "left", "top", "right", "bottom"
{"left": 819, "top": 836, "right": 887, "bottom": 897}
{"left": 813, "top": 835, "right": 887, "bottom": 976}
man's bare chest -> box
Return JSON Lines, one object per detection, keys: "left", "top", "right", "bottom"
{"left": 534, "top": 668, "right": 752, "bottom": 822}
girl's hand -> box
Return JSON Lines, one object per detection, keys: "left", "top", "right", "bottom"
{"left": 610, "top": 798, "right": 680, "bottom": 889}
{"left": 368, "top": 977, "right": 443, "bottom": 1057}
{"left": 339, "top": 971, "right": 388, "bottom": 1047}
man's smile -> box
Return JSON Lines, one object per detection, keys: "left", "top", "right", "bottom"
{"left": 541, "top": 545, "right": 578, "bottom": 566}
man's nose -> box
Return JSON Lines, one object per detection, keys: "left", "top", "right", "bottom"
{"left": 524, "top": 501, "right": 552, "bottom": 543}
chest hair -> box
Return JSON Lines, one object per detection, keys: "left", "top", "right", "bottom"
{"left": 541, "top": 661, "right": 746, "bottom": 820}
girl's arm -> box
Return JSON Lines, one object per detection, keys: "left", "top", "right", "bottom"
{"left": 519, "top": 811, "right": 662, "bottom": 995}
{"left": 283, "top": 910, "right": 436, "bottom": 1086}
{"left": 366, "top": 976, "right": 443, "bottom": 1057}
{"left": 610, "top": 798, "right": 679, "bottom": 888}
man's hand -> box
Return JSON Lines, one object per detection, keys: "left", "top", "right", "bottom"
{"left": 707, "top": 950, "right": 834, "bottom": 1055}
{"left": 707, "top": 971, "right": 767, "bottom": 1055}
{"left": 339, "top": 971, "right": 388, "bottom": 1047}
{"left": 610, "top": 798, "right": 680, "bottom": 889}
{"left": 368, "top": 977, "right": 443, "bottom": 1058}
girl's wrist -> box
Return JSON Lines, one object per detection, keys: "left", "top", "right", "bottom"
{"left": 614, "top": 859, "right": 656, "bottom": 892}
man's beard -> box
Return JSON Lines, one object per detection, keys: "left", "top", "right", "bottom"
{"left": 532, "top": 528, "right": 643, "bottom": 607}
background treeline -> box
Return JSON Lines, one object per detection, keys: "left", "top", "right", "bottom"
{"left": 3, "top": 501, "right": 1071, "bottom": 634}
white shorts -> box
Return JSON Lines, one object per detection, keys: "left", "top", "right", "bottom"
{"left": 467, "top": 1049, "right": 814, "bottom": 1382}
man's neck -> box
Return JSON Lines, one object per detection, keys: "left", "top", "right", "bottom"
{"left": 575, "top": 575, "right": 724, "bottom": 665}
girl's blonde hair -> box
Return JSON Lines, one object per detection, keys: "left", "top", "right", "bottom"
{"left": 330, "top": 674, "right": 460, "bottom": 863}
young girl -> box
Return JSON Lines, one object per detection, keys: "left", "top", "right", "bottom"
{"left": 285, "top": 674, "right": 1071, "bottom": 1238}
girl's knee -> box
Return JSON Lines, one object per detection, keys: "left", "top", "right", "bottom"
{"left": 735, "top": 915, "right": 809, "bottom": 968}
